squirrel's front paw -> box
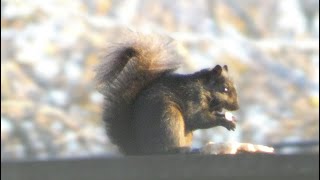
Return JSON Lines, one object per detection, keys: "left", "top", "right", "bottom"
{"left": 215, "top": 112, "right": 237, "bottom": 131}
{"left": 223, "top": 119, "right": 236, "bottom": 131}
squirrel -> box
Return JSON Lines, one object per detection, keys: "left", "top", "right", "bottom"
{"left": 94, "top": 33, "right": 239, "bottom": 155}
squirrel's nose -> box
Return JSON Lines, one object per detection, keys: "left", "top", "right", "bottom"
{"left": 229, "top": 101, "right": 239, "bottom": 111}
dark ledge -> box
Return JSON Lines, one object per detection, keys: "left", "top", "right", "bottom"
{"left": 1, "top": 153, "right": 319, "bottom": 180}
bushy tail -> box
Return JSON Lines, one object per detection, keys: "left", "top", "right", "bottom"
{"left": 95, "top": 33, "right": 181, "bottom": 154}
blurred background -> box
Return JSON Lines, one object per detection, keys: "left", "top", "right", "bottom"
{"left": 1, "top": 0, "right": 319, "bottom": 161}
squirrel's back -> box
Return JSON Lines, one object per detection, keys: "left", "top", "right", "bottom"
{"left": 95, "top": 33, "right": 181, "bottom": 154}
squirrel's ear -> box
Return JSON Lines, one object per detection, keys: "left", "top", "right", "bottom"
{"left": 212, "top": 65, "right": 222, "bottom": 76}
{"left": 223, "top": 65, "right": 228, "bottom": 71}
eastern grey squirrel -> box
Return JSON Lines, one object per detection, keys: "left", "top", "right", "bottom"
{"left": 95, "top": 33, "right": 239, "bottom": 155}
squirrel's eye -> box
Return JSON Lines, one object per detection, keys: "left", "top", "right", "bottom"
{"left": 224, "top": 87, "right": 228, "bottom": 92}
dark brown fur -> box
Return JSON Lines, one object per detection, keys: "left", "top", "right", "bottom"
{"left": 95, "top": 33, "right": 239, "bottom": 155}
